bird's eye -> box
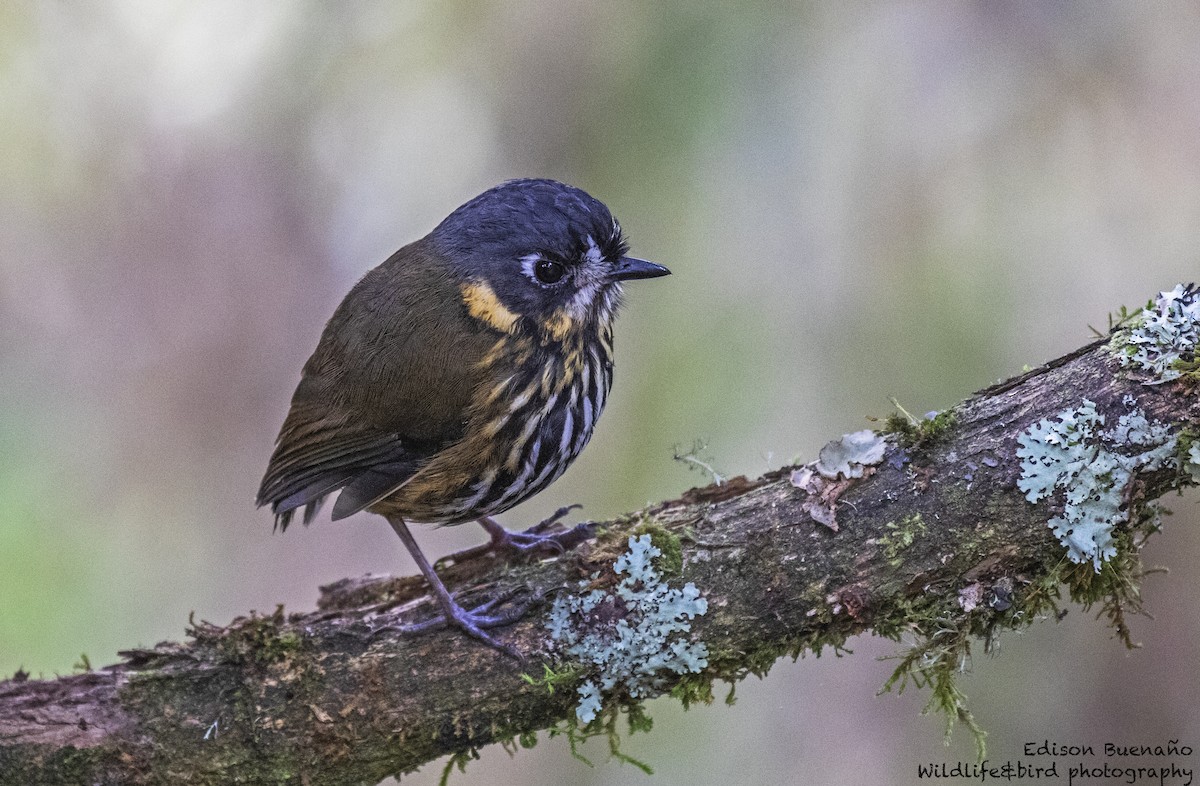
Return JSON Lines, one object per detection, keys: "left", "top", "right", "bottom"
{"left": 534, "top": 258, "right": 567, "bottom": 285}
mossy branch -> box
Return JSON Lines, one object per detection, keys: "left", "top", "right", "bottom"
{"left": 1, "top": 322, "right": 1197, "bottom": 786}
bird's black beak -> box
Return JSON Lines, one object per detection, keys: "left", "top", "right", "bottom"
{"left": 612, "top": 256, "right": 671, "bottom": 281}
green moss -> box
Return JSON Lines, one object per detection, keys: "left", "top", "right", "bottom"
{"left": 506, "top": 696, "right": 662, "bottom": 777}
{"left": 520, "top": 663, "right": 583, "bottom": 695}
{"left": 874, "top": 503, "right": 1160, "bottom": 763}
{"left": 439, "top": 748, "right": 481, "bottom": 786}
{"left": 1101, "top": 300, "right": 1151, "bottom": 334}
{"left": 798, "top": 580, "right": 834, "bottom": 625}
{"left": 1177, "top": 428, "right": 1200, "bottom": 484}
{"left": 669, "top": 673, "right": 716, "bottom": 709}
{"left": 586, "top": 515, "right": 685, "bottom": 579}
{"left": 1060, "top": 529, "right": 1149, "bottom": 650}
{"left": 879, "top": 617, "right": 987, "bottom": 760}
{"left": 878, "top": 514, "right": 928, "bottom": 567}
{"left": 536, "top": 700, "right": 655, "bottom": 775}
{"left": 884, "top": 402, "right": 958, "bottom": 450}
{"left": 208, "top": 607, "right": 303, "bottom": 666}
{"left": 1012, "top": 562, "right": 1069, "bottom": 624}
{"left": 0, "top": 744, "right": 118, "bottom": 785}
{"left": 628, "top": 521, "right": 684, "bottom": 577}
{"left": 874, "top": 568, "right": 1063, "bottom": 760}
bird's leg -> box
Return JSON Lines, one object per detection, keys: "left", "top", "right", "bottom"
{"left": 382, "top": 515, "right": 527, "bottom": 660}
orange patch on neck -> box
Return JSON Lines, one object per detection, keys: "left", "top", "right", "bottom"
{"left": 461, "top": 280, "right": 519, "bottom": 334}
{"left": 542, "top": 309, "right": 575, "bottom": 342}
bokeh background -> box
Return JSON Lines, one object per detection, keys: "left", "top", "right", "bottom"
{"left": 3, "top": 2, "right": 1199, "bottom": 784}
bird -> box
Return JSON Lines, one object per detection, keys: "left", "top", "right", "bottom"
{"left": 256, "top": 178, "right": 669, "bottom": 656}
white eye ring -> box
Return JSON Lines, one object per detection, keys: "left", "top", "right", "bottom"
{"left": 520, "top": 253, "right": 568, "bottom": 287}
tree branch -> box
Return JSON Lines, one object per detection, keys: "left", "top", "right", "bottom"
{"left": 2, "top": 313, "right": 1197, "bottom": 786}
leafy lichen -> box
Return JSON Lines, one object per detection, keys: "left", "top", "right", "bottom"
{"left": 628, "top": 520, "right": 684, "bottom": 577}
{"left": 547, "top": 535, "right": 709, "bottom": 723}
{"left": 1016, "top": 397, "right": 1178, "bottom": 570}
{"left": 816, "top": 429, "right": 888, "bottom": 479}
{"left": 1112, "top": 282, "right": 1199, "bottom": 383}
{"left": 1184, "top": 437, "right": 1200, "bottom": 482}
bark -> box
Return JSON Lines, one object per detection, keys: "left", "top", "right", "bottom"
{"left": 1, "top": 334, "right": 1197, "bottom": 786}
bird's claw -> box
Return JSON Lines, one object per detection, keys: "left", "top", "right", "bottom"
{"left": 482, "top": 507, "right": 593, "bottom": 555}
{"left": 435, "top": 506, "right": 593, "bottom": 568}
{"left": 512, "top": 523, "right": 592, "bottom": 553}
{"left": 369, "top": 587, "right": 534, "bottom": 661}
{"left": 528, "top": 504, "right": 583, "bottom": 534}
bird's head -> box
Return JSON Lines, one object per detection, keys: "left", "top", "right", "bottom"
{"left": 430, "top": 179, "right": 669, "bottom": 340}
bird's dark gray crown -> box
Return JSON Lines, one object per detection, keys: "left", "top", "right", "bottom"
{"left": 429, "top": 179, "right": 628, "bottom": 318}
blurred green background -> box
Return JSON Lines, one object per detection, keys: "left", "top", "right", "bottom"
{"left": 2, "top": 2, "right": 1198, "bottom": 784}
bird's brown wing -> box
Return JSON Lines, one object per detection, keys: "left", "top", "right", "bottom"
{"left": 255, "top": 399, "right": 418, "bottom": 529}
{"left": 256, "top": 242, "right": 498, "bottom": 528}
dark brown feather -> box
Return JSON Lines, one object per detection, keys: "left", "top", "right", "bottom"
{"left": 256, "top": 239, "right": 497, "bottom": 527}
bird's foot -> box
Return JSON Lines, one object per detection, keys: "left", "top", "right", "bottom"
{"left": 370, "top": 588, "right": 534, "bottom": 661}
{"left": 485, "top": 505, "right": 595, "bottom": 555}
{"left": 436, "top": 505, "right": 593, "bottom": 568}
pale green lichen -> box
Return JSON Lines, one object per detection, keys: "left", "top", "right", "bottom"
{"left": 547, "top": 535, "right": 709, "bottom": 723}
{"left": 1187, "top": 441, "right": 1200, "bottom": 482}
{"left": 816, "top": 429, "right": 887, "bottom": 479}
{"left": 1114, "top": 283, "right": 1199, "bottom": 383}
{"left": 1016, "top": 396, "right": 1178, "bottom": 570}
